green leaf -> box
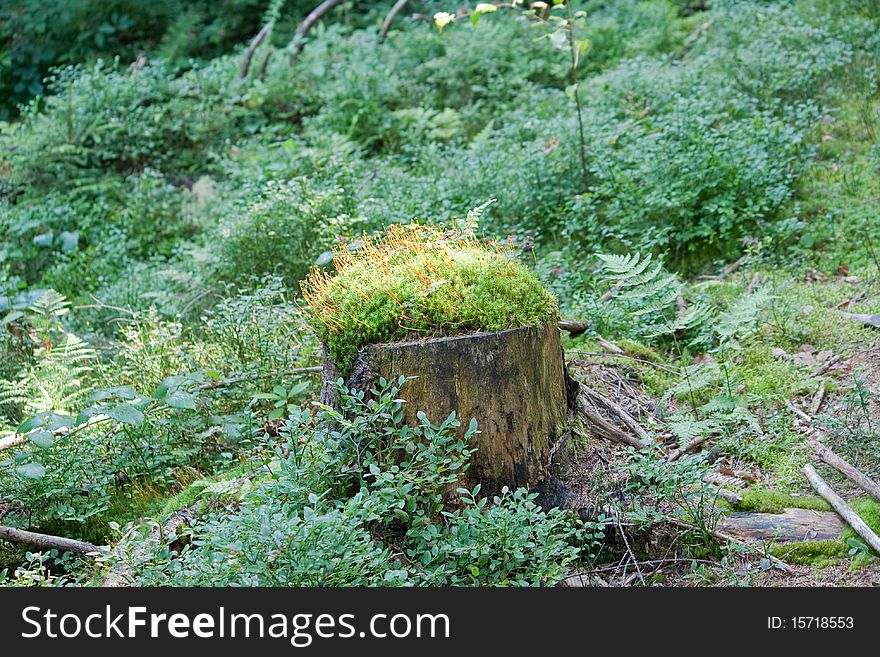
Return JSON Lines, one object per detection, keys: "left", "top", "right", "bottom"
{"left": 15, "top": 463, "right": 46, "bottom": 479}
{"left": 268, "top": 407, "right": 286, "bottom": 421}
{"left": 1, "top": 311, "right": 23, "bottom": 325}
{"left": 28, "top": 431, "right": 55, "bottom": 449}
{"left": 87, "top": 386, "right": 138, "bottom": 403}
{"left": 108, "top": 403, "right": 144, "bottom": 427}
{"left": 166, "top": 390, "right": 197, "bottom": 410}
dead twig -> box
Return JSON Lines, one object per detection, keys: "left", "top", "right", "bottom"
{"left": 665, "top": 517, "right": 793, "bottom": 572}
{"left": 838, "top": 311, "right": 880, "bottom": 329}
{"left": 579, "top": 383, "right": 653, "bottom": 444}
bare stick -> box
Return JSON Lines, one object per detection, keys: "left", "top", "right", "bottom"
{"left": 785, "top": 398, "right": 812, "bottom": 424}
{"left": 745, "top": 272, "right": 760, "bottom": 295}
{"left": 600, "top": 281, "right": 623, "bottom": 303}
{"left": 240, "top": 21, "right": 274, "bottom": 79}
{"left": 579, "top": 383, "right": 653, "bottom": 444}
{"left": 558, "top": 320, "right": 589, "bottom": 336}
{"left": 576, "top": 396, "right": 645, "bottom": 450}
{"left": 666, "top": 435, "right": 709, "bottom": 462}
{"left": 810, "top": 382, "right": 827, "bottom": 416}
{"left": 0, "top": 525, "right": 105, "bottom": 555}
{"left": 596, "top": 337, "right": 625, "bottom": 354}
{"left": 103, "top": 501, "right": 203, "bottom": 587}
{"left": 289, "top": 0, "right": 347, "bottom": 65}
{"left": 808, "top": 439, "right": 880, "bottom": 503}
{"left": 707, "top": 485, "right": 743, "bottom": 505}
{"left": 379, "top": 0, "right": 410, "bottom": 42}
{"left": 803, "top": 464, "right": 880, "bottom": 555}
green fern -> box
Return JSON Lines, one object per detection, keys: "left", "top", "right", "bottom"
{"left": 0, "top": 332, "right": 95, "bottom": 423}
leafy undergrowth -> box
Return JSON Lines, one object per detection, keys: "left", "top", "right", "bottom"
{"left": 2, "top": 0, "right": 880, "bottom": 586}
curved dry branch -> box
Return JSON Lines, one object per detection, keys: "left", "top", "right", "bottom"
{"left": 240, "top": 21, "right": 274, "bottom": 79}
{"left": 289, "top": 0, "right": 348, "bottom": 65}
{"left": 379, "top": 0, "right": 410, "bottom": 42}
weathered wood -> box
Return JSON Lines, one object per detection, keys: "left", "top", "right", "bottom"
{"left": 667, "top": 435, "right": 708, "bottom": 462}
{"left": 559, "top": 319, "right": 589, "bottom": 336}
{"left": 102, "top": 501, "right": 202, "bottom": 587}
{"left": 0, "top": 525, "right": 105, "bottom": 555}
{"left": 809, "top": 438, "right": 880, "bottom": 503}
{"left": 321, "top": 323, "right": 569, "bottom": 493}
{"left": 803, "top": 464, "right": 880, "bottom": 555}
{"left": 838, "top": 311, "right": 880, "bottom": 329}
{"left": 718, "top": 508, "right": 844, "bottom": 543}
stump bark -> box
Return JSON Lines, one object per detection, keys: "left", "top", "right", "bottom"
{"left": 320, "top": 322, "right": 571, "bottom": 494}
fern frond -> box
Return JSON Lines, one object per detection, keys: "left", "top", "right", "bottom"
{"left": 29, "top": 289, "right": 69, "bottom": 320}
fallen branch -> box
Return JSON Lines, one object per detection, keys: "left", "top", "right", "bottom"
{"left": 559, "top": 319, "right": 589, "bottom": 336}
{"left": 0, "top": 525, "right": 105, "bottom": 555}
{"left": 579, "top": 383, "right": 653, "bottom": 444}
{"left": 596, "top": 337, "right": 625, "bottom": 354}
{"left": 379, "top": 0, "right": 410, "bottom": 42}
{"left": 707, "top": 485, "right": 743, "bottom": 505}
{"left": 599, "top": 281, "right": 623, "bottom": 303}
{"left": 666, "top": 435, "right": 709, "bottom": 462}
{"left": 576, "top": 395, "right": 645, "bottom": 450}
{"left": 808, "top": 439, "right": 880, "bottom": 503}
{"left": 665, "top": 518, "right": 793, "bottom": 572}
{"left": 289, "top": 0, "right": 347, "bottom": 65}
{"left": 810, "top": 382, "right": 827, "bottom": 416}
{"left": 785, "top": 398, "right": 812, "bottom": 424}
{"left": 102, "top": 500, "right": 203, "bottom": 587}
{"left": 803, "top": 464, "right": 880, "bottom": 555}
{"left": 192, "top": 366, "right": 323, "bottom": 391}
{"left": 0, "top": 435, "right": 25, "bottom": 451}
{"left": 744, "top": 272, "right": 760, "bottom": 295}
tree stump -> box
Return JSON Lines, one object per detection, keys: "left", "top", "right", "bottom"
{"left": 320, "top": 322, "right": 571, "bottom": 494}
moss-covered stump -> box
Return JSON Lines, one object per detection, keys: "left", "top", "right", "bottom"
{"left": 320, "top": 322, "right": 570, "bottom": 494}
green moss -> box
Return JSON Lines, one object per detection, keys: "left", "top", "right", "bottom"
{"left": 302, "top": 225, "right": 559, "bottom": 372}
{"left": 736, "top": 488, "right": 832, "bottom": 514}
{"left": 617, "top": 338, "right": 666, "bottom": 363}
{"left": 842, "top": 498, "right": 880, "bottom": 556}
{"left": 769, "top": 540, "right": 848, "bottom": 567}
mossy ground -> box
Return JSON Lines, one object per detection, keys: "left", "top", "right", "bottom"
{"left": 302, "top": 224, "right": 559, "bottom": 372}
{"left": 734, "top": 489, "right": 832, "bottom": 514}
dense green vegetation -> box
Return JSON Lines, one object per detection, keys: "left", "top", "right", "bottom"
{"left": 2, "top": 0, "right": 880, "bottom": 586}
